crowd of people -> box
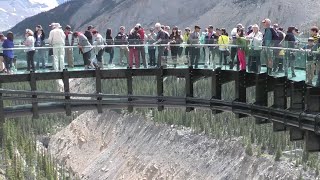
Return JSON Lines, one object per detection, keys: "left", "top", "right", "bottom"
{"left": 0, "top": 18, "right": 320, "bottom": 85}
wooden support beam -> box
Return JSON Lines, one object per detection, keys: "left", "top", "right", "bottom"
{"left": 95, "top": 68, "right": 103, "bottom": 113}
{"left": 126, "top": 69, "right": 133, "bottom": 113}
{"left": 289, "top": 127, "right": 305, "bottom": 141}
{"left": 63, "top": 69, "right": 71, "bottom": 116}
{"left": 255, "top": 73, "right": 270, "bottom": 124}
{"left": 305, "top": 131, "right": 320, "bottom": 152}
{"left": 272, "top": 76, "right": 288, "bottom": 132}
{"left": 211, "top": 68, "right": 222, "bottom": 114}
{"left": 157, "top": 67, "right": 164, "bottom": 111}
{"left": 234, "top": 70, "right": 247, "bottom": 118}
{"left": 186, "top": 66, "right": 194, "bottom": 112}
{"left": 30, "top": 71, "right": 39, "bottom": 119}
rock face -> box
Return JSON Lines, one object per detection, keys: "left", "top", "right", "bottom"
{"left": 9, "top": 0, "right": 320, "bottom": 36}
{"left": 49, "top": 110, "right": 312, "bottom": 180}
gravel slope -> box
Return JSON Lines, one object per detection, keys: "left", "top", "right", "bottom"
{"left": 49, "top": 110, "right": 314, "bottom": 180}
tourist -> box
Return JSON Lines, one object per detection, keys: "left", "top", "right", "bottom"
{"left": 189, "top": 25, "right": 201, "bottom": 68}
{"left": 146, "top": 27, "right": 157, "bottom": 67}
{"left": 154, "top": 23, "right": 169, "bottom": 67}
{"left": 310, "top": 26, "right": 320, "bottom": 76}
{"left": 34, "top": 25, "right": 46, "bottom": 69}
{"left": 261, "top": 18, "right": 279, "bottom": 75}
{"left": 115, "top": 26, "right": 129, "bottom": 66}
{"left": 2, "top": 32, "right": 14, "bottom": 74}
{"left": 205, "top": 25, "right": 218, "bottom": 68}
{"left": 105, "top": 28, "right": 114, "bottom": 65}
{"left": 284, "top": 26, "right": 297, "bottom": 78}
{"left": 177, "top": 30, "right": 184, "bottom": 58}
{"left": 183, "top": 27, "right": 191, "bottom": 63}
{"left": 24, "top": 29, "right": 36, "bottom": 72}
{"left": 247, "top": 24, "right": 263, "bottom": 73}
{"left": 64, "top": 25, "right": 74, "bottom": 68}
{"left": 136, "top": 24, "right": 147, "bottom": 68}
{"left": 48, "top": 23, "right": 65, "bottom": 71}
{"left": 200, "top": 28, "right": 208, "bottom": 67}
{"left": 303, "top": 37, "right": 317, "bottom": 85}
{"left": 272, "top": 26, "right": 286, "bottom": 73}
{"left": 0, "top": 33, "right": 6, "bottom": 72}
{"left": 84, "top": 25, "right": 94, "bottom": 44}
{"left": 163, "top": 26, "right": 171, "bottom": 65}
{"left": 73, "top": 31, "right": 93, "bottom": 69}
{"left": 218, "top": 28, "right": 229, "bottom": 67}
{"left": 92, "top": 30, "right": 105, "bottom": 68}
{"left": 236, "top": 28, "right": 247, "bottom": 71}
{"left": 169, "top": 26, "right": 182, "bottom": 68}
{"left": 230, "top": 24, "right": 243, "bottom": 70}
{"left": 128, "top": 26, "right": 141, "bottom": 68}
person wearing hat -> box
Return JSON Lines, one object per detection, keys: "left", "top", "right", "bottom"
{"left": 84, "top": 25, "right": 94, "bottom": 45}
{"left": 48, "top": 22, "right": 66, "bottom": 71}
{"left": 64, "top": 25, "right": 74, "bottom": 68}
{"left": 34, "top": 25, "right": 46, "bottom": 69}
{"left": 183, "top": 27, "right": 191, "bottom": 62}
{"left": 247, "top": 24, "right": 263, "bottom": 73}
{"left": 146, "top": 27, "right": 157, "bottom": 67}
{"left": 189, "top": 25, "right": 201, "bottom": 68}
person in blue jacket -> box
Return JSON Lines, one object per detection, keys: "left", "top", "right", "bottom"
{"left": 2, "top": 31, "right": 14, "bottom": 74}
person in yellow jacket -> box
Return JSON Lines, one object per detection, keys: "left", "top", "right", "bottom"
{"left": 217, "top": 28, "right": 230, "bottom": 66}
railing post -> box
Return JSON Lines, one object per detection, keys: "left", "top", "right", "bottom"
{"left": 0, "top": 81, "right": 4, "bottom": 146}
{"left": 95, "top": 68, "right": 103, "bottom": 114}
{"left": 254, "top": 73, "right": 269, "bottom": 124}
{"left": 126, "top": 70, "right": 133, "bottom": 113}
{"left": 272, "top": 76, "right": 288, "bottom": 132}
{"left": 157, "top": 66, "right": 164, "bottom": 111}
{"left": 63, "top": 69, "right": 71, "bottom": 116}
{"left": 234, "top": 70, "right": 247, "bottom": 118}
{"left": 30, "top": 71, "right": 39, "bottom": 119}
{"left": 186, "top": 66, "right": 194, "bottom": 112}
{"left": 211, "top": 67, "right": 222, "bottom": 114}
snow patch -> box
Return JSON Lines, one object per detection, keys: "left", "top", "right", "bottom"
{"left": 28, "top": 0, "right": 59, "bottom": 9}
{"left": 0, "top": 8, "right": 7, "bottom": 13}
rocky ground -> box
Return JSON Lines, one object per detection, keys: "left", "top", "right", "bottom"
{"left": 49, "top": 109, "right": 316, "bottom": 180}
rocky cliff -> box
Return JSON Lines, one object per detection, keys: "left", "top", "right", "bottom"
{"left": 49, "top": 110, "right": 314, "bottom": 180}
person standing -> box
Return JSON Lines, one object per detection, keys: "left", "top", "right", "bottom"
{"left": 236, "top": 28, "right": 248, "bottom": 71}
{"left": 154, "top": 23, "right": 169, "bottom": 67}
{"left": 284, "top": 26, "right": 297, "bottom": 78}
{"left": 128, "top": 27, "right": 141, "bottom": 68}
{"left": 92, "top": 30, "right": 105, "bottom": 68}
{"left": 303, "top": 37, "right": 317, "bottom": 85}
{"left": 115, "top": 26, "right": 129, "bottom": 66}
{"left": 105, "top": 28, "right": 114, "bottom": 65}
{"left": 183, "top": 27, "right": 191, "bottom": 62}
{"left": 189, "top": 25, "right": 201, "bottom": 68}
{"left": 48, "top": 23, "right": 66, "bottom": 71}
{"left": 169, "top": 26, "right": 182, "bottom": 68}
{"left": 2, "top": 32, "right": 14, "bottom": 74}
{"left": 247, "top": 24, "right": 263, "bottom": 73}
{"left": 0, "top": 33, "right": 7, "bottom": 72}
{"left": 136, "top": 24, "right": 147, "bottom": 68}
{"left": 147, "top": 27, "right": 157, "bottom": 67}
{"left": 64, "top": 25, "right": 74, "bottom": 68}
{"left": 34, "top": 25, "right": 46, "bottom": 69}
{"left": 24, "top": 29, "right": 36, "bottom": 71}
{"left": 84, "top": 25, "right": 94, "bottom": 44}
{"left": 73, "top": 32, "right": 93, "bottom": 69}
{"left": 218, "top": 28, "right": 230, "bottom": 67}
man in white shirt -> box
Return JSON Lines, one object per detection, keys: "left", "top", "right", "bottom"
{"left": 48, "top": 23, "right": 66, "bottom": 71}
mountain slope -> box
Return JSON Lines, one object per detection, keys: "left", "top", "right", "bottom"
{"left": 0, "top": 0, "right": 72, "bottom": 31}
{"left": 9, "top": 0, "right": 320, "bottom": 36}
